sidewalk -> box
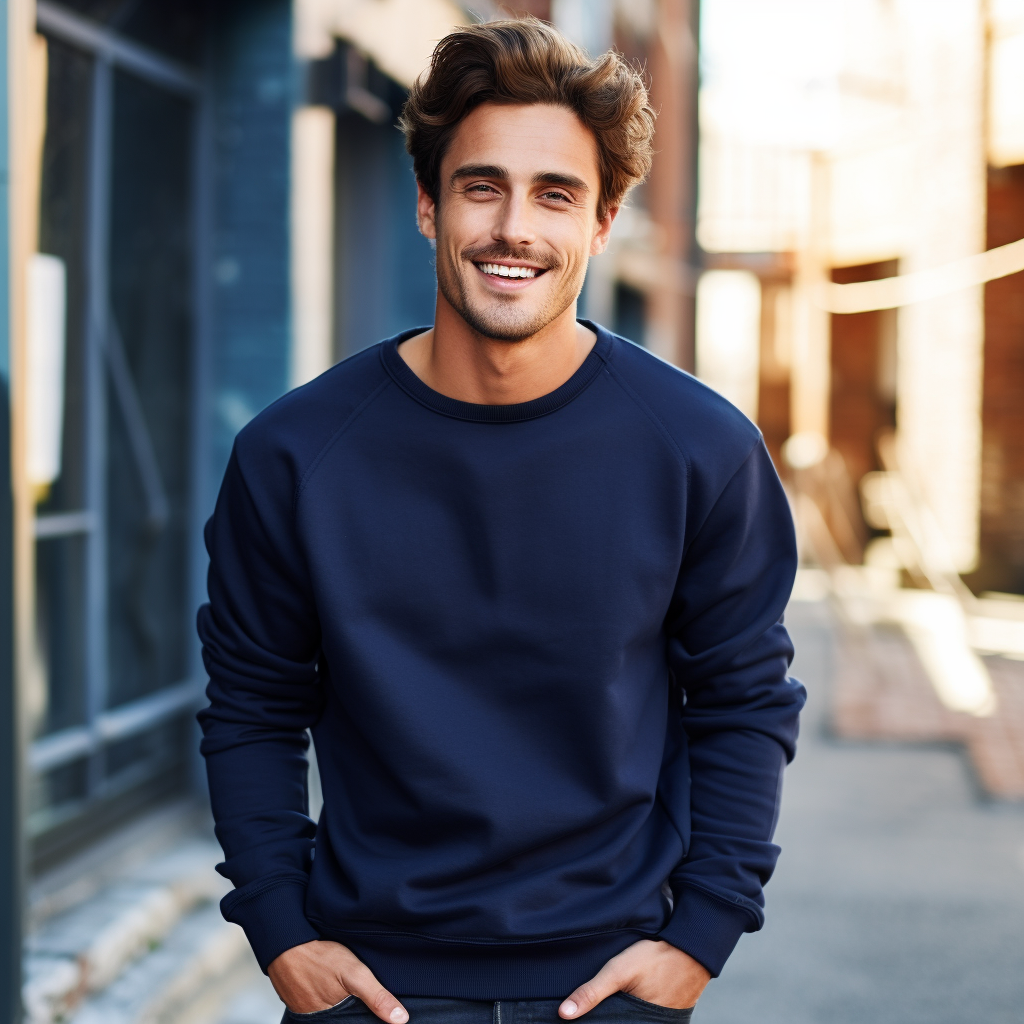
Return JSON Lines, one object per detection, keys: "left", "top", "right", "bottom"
{"left": 224, "top": 596, "right": 1024, "bottom": 1024}
{"left": 697, "top": 598, "right": 1024, "bottom": 1024}
{"left": 24, "top": 801, "right": 279, "bottom": 1024}
{"left": 29, "top": 597, "right": 1024, "bottom": 1024}
{"left": 832, "top": 610, "right": 1024, "bottom": 798}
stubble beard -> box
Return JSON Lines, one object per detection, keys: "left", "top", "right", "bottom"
{"left": 435, "top": 238, "right": 585, "bottom": 343}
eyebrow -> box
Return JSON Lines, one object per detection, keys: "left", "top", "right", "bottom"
{"left": 533, "top": 171, "right": 589, "bottom": 193}
{"left": 449, "top": 165, "right": 590, "bottom": 194}
{"left": 450, "top": 164, "right": 509, "bottom": 184}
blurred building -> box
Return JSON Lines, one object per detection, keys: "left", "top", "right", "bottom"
{"left": 693, "top": 0, "right": 1024, "bottom": 738}
{"left": 696, "top": 0, "right": 1024, "bottom": 598}
{"left": 6, "top": 0, "right": 1019, "bottom": 1018}
{"left": 0, "top": 1, "right": 701, "bottom": 1020}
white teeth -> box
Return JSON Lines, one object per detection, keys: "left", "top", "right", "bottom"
{"left": 479, "top": 263, "right": 537, "bottom": 279}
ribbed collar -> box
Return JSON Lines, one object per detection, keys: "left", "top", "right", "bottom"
{"left": 379, "top": 320, "right": 611, "bottom": 424}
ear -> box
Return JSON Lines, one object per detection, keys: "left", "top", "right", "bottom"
{"left": 590, "top": 205, "right": 619, "bottom": 256}
{"left": 417, "top": 181, "right": 438, "bottom": 240}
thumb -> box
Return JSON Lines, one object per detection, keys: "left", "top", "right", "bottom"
{"left": 559, "top": 959, "right": 627, "bottom": 1019}
{"left": 340, "top": 958, "right": 409, "bottom": 1024}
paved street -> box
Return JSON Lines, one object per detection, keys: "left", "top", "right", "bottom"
{"left": 697, "top": 599, "right": 1024, "bottom": 1024}
{"left": 213, "top": 597, "right": 1024, "bottom": 1024}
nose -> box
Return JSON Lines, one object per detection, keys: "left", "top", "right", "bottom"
{"left": 492, "top": 190, "right": 537, "bottom": 248}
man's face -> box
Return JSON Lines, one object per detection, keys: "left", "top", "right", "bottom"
{"left": 418, "top": 102, "right": 616, "bottom": 342}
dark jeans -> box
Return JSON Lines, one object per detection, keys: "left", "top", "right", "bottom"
{"left": 282, "top": 994, "right": 694, "bottom": 1024}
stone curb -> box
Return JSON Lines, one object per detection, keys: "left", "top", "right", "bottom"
{"left": 68, "top": 905, "right": 251, "bottom": 1024}
{"left": 24, "top": 840, "right": 231, "bottom": 1024}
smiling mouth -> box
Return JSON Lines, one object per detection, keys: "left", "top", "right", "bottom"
{"left": 475, "top": 262, "right": 546, "bottom": 280}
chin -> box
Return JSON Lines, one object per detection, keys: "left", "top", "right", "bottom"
{"left": 438, "top": 261, "right": 577, "bottom": 342}
{"left": 460, "top": 303, "right": 558, "bottom": 342}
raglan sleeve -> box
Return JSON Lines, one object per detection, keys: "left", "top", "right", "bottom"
{"left": 196, "top": 435, "right": 324, "bottom": 973}
{"left": 656, "top": 437, "right": 806, "bottom": 977}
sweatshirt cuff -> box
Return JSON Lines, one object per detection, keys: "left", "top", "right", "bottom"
{"left": 221, "top": 878, "right": 321, "bottom": 973}
{"left": 656, "top": 885, "right": 757, "bottom": 978}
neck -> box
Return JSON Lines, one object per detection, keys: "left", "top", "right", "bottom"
{"left": 397, "top": 293, "right": 596, "bottom": 405}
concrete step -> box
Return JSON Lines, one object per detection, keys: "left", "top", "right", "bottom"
{"left": 66, "top": 903, "right": 254, "bottom": 1024}
{"left": 24, "top": 836, "right": 236, "bottom": 1024}
{"left": 160, "top": 949, "right": 281, "bottom": 1024}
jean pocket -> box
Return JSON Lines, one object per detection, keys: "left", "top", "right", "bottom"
{"left": 282, "top": 995, "right": 359, "bottom": 1021}
{"left": 612, "top": 992, "right": 694, "bottom": 1021}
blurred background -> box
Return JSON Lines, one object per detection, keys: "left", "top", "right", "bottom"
{"left": 0, "top": 0, "right": 1022, "bottom": 1022}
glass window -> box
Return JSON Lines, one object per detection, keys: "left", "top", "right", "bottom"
{"left": 30, "top": 17, "right": 201, "bottom": 853}
{"left": 107, "top": 70, "right": 193, "bottom": 707}
{"left": 34, "top": 38, "right": 94, "bottom": 743}
{"left": 33, "top": 534, "right": 88, "bottom": 736}
{"left": 36, "top": 38, "right": 92, "bottom": 519}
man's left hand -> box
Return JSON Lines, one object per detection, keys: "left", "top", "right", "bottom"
{"left": 558, "top": 939, "right": 711, "bottom": 1018}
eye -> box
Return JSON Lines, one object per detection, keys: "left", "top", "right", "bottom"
{"left": 541, "top": 191, "right": 572, "bottom": 203}
{"left": 466, "top": 183, "right": 499, "bottom": 195}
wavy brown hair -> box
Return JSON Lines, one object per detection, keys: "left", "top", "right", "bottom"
{"left": 399, "top": 18, "right": 656, "bottom": 220}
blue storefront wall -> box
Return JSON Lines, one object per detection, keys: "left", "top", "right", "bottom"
{"left": 335, "top": 110, "right": 437, "bottom": 357}
{"left": 208, "top": 0, "right": 293, "bottom": 493}
{"left": 206, "top": 0, "right": 438, "bottom": 490}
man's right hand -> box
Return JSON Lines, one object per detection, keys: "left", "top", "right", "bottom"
{"left": 267, "top": 940, "right": 409, "bottom": 1022}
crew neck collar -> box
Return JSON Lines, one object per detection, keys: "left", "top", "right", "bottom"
{"left": 379, "top": 320, "right": 611, "bottom": 424}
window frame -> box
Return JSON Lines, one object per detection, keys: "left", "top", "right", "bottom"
{"left": 27, "top": 1, "right": 212, "bottom": 848}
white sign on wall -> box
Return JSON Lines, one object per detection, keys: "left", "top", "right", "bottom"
{"left": 27, "top": 253, "right": 67, "bottom": 489}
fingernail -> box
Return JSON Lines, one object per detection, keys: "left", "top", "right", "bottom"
{"left": 561, "top": 1000, "right": 578, "bottom": 1017}
{"left": 390, "top": 1008, "right": 408, "bottom": 1023}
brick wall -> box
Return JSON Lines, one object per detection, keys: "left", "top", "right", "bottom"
{"left": 974, "top": 166, "right": 1024, "bottom": 594}
{"left": 829, "top": 261, "right": 898, "bottom": 486}
{"left": 497, "top": 2, "right": 552, "bottom": 19}
{"left": 757, "top": 280, "right": 791, "bottom": 471}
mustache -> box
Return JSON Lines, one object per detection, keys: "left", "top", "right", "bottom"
{"left": 460, "top": 243, "right": 559, "bottom": 271}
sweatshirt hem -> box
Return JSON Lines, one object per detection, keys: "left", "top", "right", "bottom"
{"left": 319, "top": 926, "right": 649, "bottom": 999}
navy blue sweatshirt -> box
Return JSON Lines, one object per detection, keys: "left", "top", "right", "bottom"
{"left": 197, "top": 322, "right": 804, "bottom": 998}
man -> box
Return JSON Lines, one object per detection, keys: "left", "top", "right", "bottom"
{"left": 198, "top": 19, "right": 805, "bottom": 1024}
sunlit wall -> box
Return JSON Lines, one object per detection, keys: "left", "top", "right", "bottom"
{"left": 697, "top": 0, "right": 1005, "bottom": 572}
